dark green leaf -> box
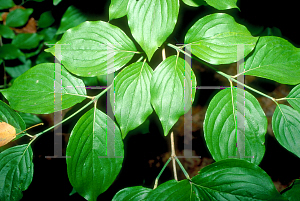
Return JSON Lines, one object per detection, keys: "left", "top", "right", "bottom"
{"left": 109, "top": 0, "right": 130, "bottom": 20}
{"left": 1, "top": 63, "right": 87, "bottom": 114}
{"left": 24, "top": 43, "right": 44, "bottom": 58}
{"left": 38, "top": 27, "right": 57, "bottom": 41}
{"left": 36, "top": 52, "right": 54, "bottom": 65}
{"left": 127, "top": 0, "right": 179, "bottom": 60}
{"left": 0, "top": 144, "right": 34, "bottom": 201}
{"left": 185, "top": 13, "right": 258, "bottom": 65}
{"left": 287, "top": 84, "right": 300, "bottom": 113}
{"left": 53, "top": 0, "right": 61, "bottom": 5}
{"left": 0, "top": 44, "right": 24, "bottom": 60}
{"left": 12, "top": 33, "right": 43, "bottom": 50}
{"left": 56, "top": 5, "right": 87, "bottom": 35}
{"left": 66, "top": 108, "right": 124, "bottom": 200}
{"left": 150, "top": 56, "right": 197, "bottom": 136}
{"left": 244, "top": 36, "right": 300, "bottom": 85}
{"left": 272, "top": 104, "right": 300, "bottom": 158}
{"left": 112, "top": 61, "right": 153, "bottom": 138}
{"left": 281, "top": 179, "right": 300, "bottom": 201}
{"left": 205, "top": 0, "right": 239, "bottom": 10}
{"left": 112, "top": 186, "right": 151, "bottom": 201}
{"left": 5, "top": 59, "right": 31, "bottom": 78}
{"left": 17, "top": 112, "right": 42, "bottom": 128}
{"left": 0, "top": 0, "right": 15, "bottom": 10}
{"left": 0, "top": 24, "right": 15, "bottom": 39}
{"left": 182, "top": 0, "right": 206, "bottom": 7}
{"left": 203, "top": 88, "right": 267, "bottom": 165}
{"left": 38, "top": 11, "right": 55, "bottom": 28}
{"left": 260, "top": 27, "right": 282, "bottom": 37}
{"left": 46, "top": 21, "right": 137, "bottom": 77}
{"left": 6, "top": 8, "right": 33, "bottom": 28}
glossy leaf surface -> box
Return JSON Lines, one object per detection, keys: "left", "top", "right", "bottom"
{"left": 205, "top": 0, "right": 238, "bottom": 10}
{"left": 112, "top": 186, "right": 151, "bottom": 201}
{"left": 182, "top": 0, "right": 206, "bottom": 7}
{"left": 109, "top": 0, "right": 130, "bottom": 20}
{"left": 287, "top": 84, "right": 300, "bottom": 113}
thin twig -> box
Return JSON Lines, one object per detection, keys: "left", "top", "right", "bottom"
{"left": 171, "top": 132, "right": 178, "bottom": 181}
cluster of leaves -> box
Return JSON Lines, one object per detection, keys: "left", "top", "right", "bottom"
{"left": 0, "top": 0, "right": 300, "bottom": 200}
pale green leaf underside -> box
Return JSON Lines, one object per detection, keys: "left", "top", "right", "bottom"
{"left": 150, "top": 55, "right": 197, "bottom": 136}
{"left": 0, "top": 144, "right": 34, "bottom": 201}
{"left": 127, "top": 0, "right": 179, "bottom": 60}
{"left": 109, "top": 0, "right": 130, "bottom": 20}
{"left": 185, "top": 13, "right": 258, "bottom": 65}
{"left": 1, "top": 63, "right": 86, "bottom": 114}
{"left": 112, "top": 61, "right": 153, "bottom": 138}
{"left": 272, "top": 104, "right": 300, "bottom": 158}
{"left": 287, "top": 84, "right": 300, "bottom": 113}
{"left": 205, "top": 0, "right": 238, "bottom": 10}
{"left": 112, "top": 186, "right": 151, "bottom": 201}
{"left": 66, "top": 108, "right": 124, "bottom": 201}
{"left": 203, "top": 88, "right": 267, "bottom": 165}
{"left": 46, "top": 21, "right": 137, "bottom": 77}
{"left": 244, "top": 36, "right": 300, "bottom": 85}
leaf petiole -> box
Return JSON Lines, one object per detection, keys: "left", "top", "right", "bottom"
{"left": 153, "top": 157, "right": 172, "bottom": 189}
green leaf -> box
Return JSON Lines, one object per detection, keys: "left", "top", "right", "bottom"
{"left": 38, "top": 27, "right": 57, "bottom": 41}
{"left": 45, "top": 21, "right": 137, "bottom": 77}
{"left": 1, "top": 63, "right": 87, "bottom": 114}
{"left": 0, "top": 24, "right": 15, "bottom": 39}
{"left": 6, "top": 8, "right": 33, "bottom": 28}
{"left": 0, "top": 0, "right": 15, "bottom": 10}
{"left": 127, "top": 0, "right": 179, "bottom": 60}
{"left": 109, "top": 0, "right": 130, "bottom": 20}
{"left": 272, "top": 104, "right": 300, "bottom": 158}
{"left": 182, "top": 0, "right": 206, "bottom": 7}
{"left": 0, "top": 144, "right": 34, "bottom": 201}
{"left": 205, "top": 0, "right": 239, "bottom": 10}
{"left": 150, "top": 56, "right": 197, "bottom": 136}
{"left": 38, "top": 11, "right": 55, "bottom": 28}
{"left": 260, "top": 27, "right": 282, "bottom": 37}
{"left": 66, "top": 108, "right": 124, "bottom": 200}
{"left": 112, "top": 186, "right": 151, "bottom": 201}
{"left": 56, "top": 5, "right": 87, "bottom": 35}
{"left": 5, "top": 59, "right": 31, "bottom": 78}
{"left": 287, "top": 84, "right": 300, "bottom": 113}
{"left": 53, "top": 0, "right": 61, "bottom": 5}
{"left": 12, "top": 33, "right": 43, "bottom": 50}
{"left": 244, "top": 36, "right": 300, "bottom": 85}
{"left": 112, "top": 61, "right": 153, "bottom": 138}
{"left": 24, "top": 43, "right": 44, "bottom": 58}
{"left": 0, "top": 44, "right": 24, "bottom": 60}
{"left": 17, "top": 112, "right": 42, "bottom": 128}
{"left": 185, "top": 13, "right": 258, "bottom": 65}
{"left": 281, "top": 179, "right": 300, "bottom": 201}
{"left": 203, "top": 88, "right": 267, "bottom": 165}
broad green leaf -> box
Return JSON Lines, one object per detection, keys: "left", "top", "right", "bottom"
{"left": 112, "top": 186, "right": 151, "bottom": 201}
{"left": 56, "top": 5, "right": 87, "bottom": 35}
{"left": 0, "top": 24, "right": 15, "bottom": 39}
{"left": 205, "top": 0, "right": 239, "bottom": 10}
{"left": 203, "top": 88, "right": 267, "bottom": 165}
{"left": 12, "top": 33, "right": 43, "bottom": 50}
{"left": 5, "top": 59, "right": 31, "bottom": 78}
{"left": 150, "top": 56, "right": 197, "bottom": 136}
{"left": 0, "top": 44, "right": 24, "bottom": 60}
{"left": 6, "top": 8, "right": 33, "bottom": 27}
{"left": 17, "top": 112, "right": 42, "bottom": 128}
{"left": 0, "top": 144, "right": 34, "bottom": 201}
{"left": 0, "top": 100, "right": 26, "bottom": 139}
{"left": 0, "top": 0, "right": 15, "bottom": 10}
{"left": 24, "top": 43, "right": 44, "bottom": 58}
{"left": 38, "top": 11, "right": 55, "bottom": 28}
{"left": 272, "top": 104, "right": 300, "bottom": 158}
{"left": 36, "top": 52, "right": 54, "bottom": 64}
{"left": 281, "top": 179, "right": 300, "bottom": 201}
{"left": 287, "top": 84, "right": 300, "bottom": 113}
{"left": 66, "top": 108, "right": 124, "bottom": 200}
{"left": 127, "top": 0, "right": 179, "bottom": 60}
{"left": 112, "top": 61, "right": 153, "bottom": 138}
{"left": 109, "top": 0, "right": 130, "bottom": 20}
{"left": 46, "top": 21, "right": 137, "bottom": 77}
{"left": 53, "top": 0, "right": 61, "bottom": 5}
{"left": 182, "top": 0, "right": 206, "bottom": 7}
{"left": 1, "top": 63, "right": 87, "bottom": 114}
{"left": 185, "top": 13, "right": 258, "bottom": 65}
{"left": 260, "top": 27, "right": 282, "bottom": 37}
{"left": 38, "top": 27, "right": 57, "bottom": 41}
{"left": 245, "top": 36, "right": 300, "bottom": 85}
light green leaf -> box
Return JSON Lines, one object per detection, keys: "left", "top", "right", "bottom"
{"left": 6, "top": 8, "right": 33, "bottom": 27}
{"left": 12, "top": 33, "right": 43, "bottom": 50}
{"left": 17, "top": 112, "right": 42, "bottom": 128}
{"left": 5, "top": 59, "right": 31, "bottom": 78}
{"left": 1, "top": 63, "right": 87, "bottom": 114}
{"left": 203, "top": 88, "right": 267, "bottom": 165}
{"left": 127, "top": 0, "right": 179, "bottom": 60}
{"left": 272, "top": 104, "right": 300, "bottom": 158}
{"left": 0, "top": 24, "right": 15, "bottom": 39}
{"left": 112, "top": 186, "right": 151, "bottom": 201}
{"left": 53, "top": 0, "right": 61, "bottom": 5}
{"left": 109, "top": 0, "right": 130, "bottom": 20}
{"left": 0, "top": 144, "right": 34, "bottom": 201}
{"left": 245, "top": 36, "right": 300, "bottom": 85}
{"left": 287, "top": 84, "right": 300, "bottom": 113}
{"left": 281, "top": 179, "right": 300, "bottom": 201}
{"left": 205, "top": 0, "right": 239, "bottom": 10}
{"left": 112, "top": 61, "right": 153, "bottom": 138}
{"left": 66, "top": 108, "right": 124, "bottom": 200}
{"left": 185, "top": 13, "right": 258, "bottom": 65}
{"left": 38, "top": 11, "right": 55, "bottom": 28}
{"left": 0, "top": 0, "right": 15, "bottom": 10}
{"left": 56, "top": 5, "right": 87, "bottom": 35}
{"left": 182, "top": 0, "right": 206, "bottom": 7}
{"left": 150, "top": 55, "right": 197, "bottom": 136}
{"left": 0, "top": 44, "right": 24, "bottom": 60}
{"left": 46, "top": 21, "right": 137, "bottom": 77}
